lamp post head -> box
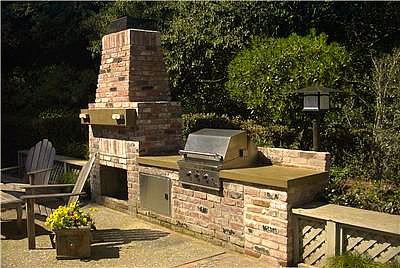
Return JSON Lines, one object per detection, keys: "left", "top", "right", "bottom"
{"left": 296, "top": 86, "right": 335, "bottom": 112}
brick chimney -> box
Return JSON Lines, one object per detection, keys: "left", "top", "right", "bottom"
{"left": 90, "top": 28, "right": 172, "bottom": 108}
{"left": 82, "top": 19, "right": 182, "bottom": 212}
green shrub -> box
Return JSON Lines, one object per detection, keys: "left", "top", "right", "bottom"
{"left": 226, "top": 30, "right": 351, "bottom": 126}
{"left": 324, "top": 252, "right": 394, "bottom": 268}
{"left": 33, "top": 109, "right": 88, "bottom": 159}
{"left": 56, "top": 171, "right": 79, "bottom": 184}
{"left": 182, "top": 113, "right": 238, "bottom": 142}
{"left": 324, "top": 167, "right": 400, "bottom": 215}
{"left": 62, "top": 142, "right": 89, "bottom": 160}
{"left": 371, "top": 48, "right": 400, "bottom": 181}
{"left": 182, "top": 113, "right": 301, "bottom": 148}
{"left": 56, "top": 171, "right": 90, "bottom": 199}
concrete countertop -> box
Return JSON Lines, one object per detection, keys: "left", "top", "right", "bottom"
{"left": 138, "top": 155, "right": 181, "bottom": 170}
{"left": 137, "top": 155, "right": 328, "bottom": 189}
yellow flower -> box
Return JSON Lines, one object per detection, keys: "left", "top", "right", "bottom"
{"left": 45, "top": 201, "right": 95, "bottom": 230}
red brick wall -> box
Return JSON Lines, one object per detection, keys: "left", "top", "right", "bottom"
{"left": 258, "top": 147, "right": 330, "bottom": 171}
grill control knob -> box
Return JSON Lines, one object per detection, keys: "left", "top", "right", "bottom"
{"left": 203, "top": 174, "right": 209, "bottom": 179}
{"left": 186, "top": 171, "right": 192, "bottom": 176}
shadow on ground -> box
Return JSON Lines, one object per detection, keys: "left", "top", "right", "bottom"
{"left": 86, "top": 228, "right": 170, "bottom": 260}
{"left": 1, "top": 218, "right": 52, "bottom": 241}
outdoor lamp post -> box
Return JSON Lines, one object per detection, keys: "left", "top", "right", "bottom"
{"left": 296, "top": 86, "right": 334, "bottom": 151}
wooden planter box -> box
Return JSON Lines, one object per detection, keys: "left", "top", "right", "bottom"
{"left": 55, "top": 227, "right": 91, "bottom": 259}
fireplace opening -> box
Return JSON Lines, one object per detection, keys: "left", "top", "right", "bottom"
{"left": 100, "top": 165, "right": 128, "bottom": 200}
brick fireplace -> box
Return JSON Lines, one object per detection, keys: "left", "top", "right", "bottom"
{"left": 82, "top": 27, "right": 182, "bottom": 212}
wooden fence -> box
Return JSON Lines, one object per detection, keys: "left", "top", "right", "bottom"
{"left": 292, "top": 203, "right": 400, "bottom": 267}
{"left": 18, "top": 150, "right": 86, "bottom": 183}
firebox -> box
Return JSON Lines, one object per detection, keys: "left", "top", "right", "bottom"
{"left": 100, "top": 165, "right": 128, "bottom": 200}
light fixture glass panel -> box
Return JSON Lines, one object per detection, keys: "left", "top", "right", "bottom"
{"left": 320, "top": 95, "right": 330, "bottom": 110}
{"left": 303, "top": 95, "right": 319, "bottom": 111}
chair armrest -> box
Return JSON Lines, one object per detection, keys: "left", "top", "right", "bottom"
{"left": 0, "top": 166, "right": 20, "bottom": 172}
{"left": 23, "top": 184, "right": 75, "bottom": 195}
{"left": 22, "top": 184, "right": 75, "bottom": 190}
{"left": 26, "top": 167, "right": 54, "bottom": 176}
{"left": 21, "top": 192, "right": 86, "bottom": 200}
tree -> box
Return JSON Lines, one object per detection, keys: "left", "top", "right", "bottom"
{"left": 1, "top": 2, "right": 102, "bottom": 164}
{"left": 225, "top": 31, "right": 351, "bottom": 126}
{"left": 371, "top": 48, "right": 400, "bottom": 180}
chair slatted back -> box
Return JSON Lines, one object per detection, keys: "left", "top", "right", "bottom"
{"left": 25, "top": 139, "right": 56, "bottom": 185}
{"left": 68, "top": 154, "right": 96, "bottom": 204}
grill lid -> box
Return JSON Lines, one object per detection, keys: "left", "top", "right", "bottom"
{"left": 179, "top": 128, "right": 254, "bottom": 163}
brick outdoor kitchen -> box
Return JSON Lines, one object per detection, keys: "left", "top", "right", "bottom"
{"left": 80, "top": 26, "right": 330, "bottom": 267}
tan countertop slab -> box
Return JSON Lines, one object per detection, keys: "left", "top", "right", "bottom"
{"left": 138, "top": 155, "right": 180, "bottom": 170}
{"left": 138, "top": 155, "right": 328, "bottom": 189}
{"left": 293, "top": 203, "right": 400, "bottom": 235}
{"left": 220, "top": 166, "right": 327, "bottom": 188}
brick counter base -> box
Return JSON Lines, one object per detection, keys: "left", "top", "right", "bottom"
{"left": 137, "top": 165, "right": 326, "bottom": 267}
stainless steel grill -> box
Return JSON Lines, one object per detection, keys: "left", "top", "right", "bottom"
{"left": 178, "top": 129, "right": 258, "bottom": 191}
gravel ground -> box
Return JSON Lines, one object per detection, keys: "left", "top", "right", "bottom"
{"left": 1, "top": 203, "right": 270, "bottom": 268}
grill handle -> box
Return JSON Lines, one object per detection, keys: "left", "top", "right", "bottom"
{"left": 179, "top": 150, "right": 223, "bottom": 161}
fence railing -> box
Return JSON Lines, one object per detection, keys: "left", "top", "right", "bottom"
{"left": 292, "top": 203, "right": 400, "bottom": 267}
{"left": 18, "top": 150, "right": 86, "bottom": 184}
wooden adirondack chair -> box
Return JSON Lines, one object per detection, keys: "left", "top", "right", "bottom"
{"left": 1, "top": 139, "right": 56, "bottom": 185}
{"left": 21, "top": 153, "right": 97, "bottom": 249}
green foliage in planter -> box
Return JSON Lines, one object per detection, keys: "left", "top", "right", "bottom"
{"left": 324, "top": 252, "right": 399, "bottom": 268}
{"left": 45, "top": 201, "right": 95, "bottom": 231}
{"left": 226, "top": 30, "right": 351, "bottom": 126}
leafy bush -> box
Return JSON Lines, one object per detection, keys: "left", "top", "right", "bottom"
{"left": 182, "top": 113, "right": 237, "bottom": 141}
{"left": 33, "top": 109, "right": 88, "bottom": 159}
{"left": 56, "top": 170, "right": 91, "bottom": 200}
{"left": 226, "top": 30, "right": 351, "bottom": 126}
{"left": 56, "top": 171, "right": 79, "bottom": 184}
{"left": 371, "top": 48, "right": 400, "bottom": 180}
{"left": 182, "top": 113, "right": 301, "bottom": 148}
{"left": 62, "top": 142, "right": 89, "bottom": 160}
{"left": 324, "top": 167, "right": 400, "bottom": 215}
{"left": 324, "top": 252, "right": 396, "bottom": 268}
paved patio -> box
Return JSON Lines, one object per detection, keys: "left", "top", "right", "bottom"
{"left": 1, "top": 203, "right": 269, "bottom": 268}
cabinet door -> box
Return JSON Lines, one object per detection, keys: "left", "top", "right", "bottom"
{"left": 139, "top": 173, "right": 171, "bottom": 216}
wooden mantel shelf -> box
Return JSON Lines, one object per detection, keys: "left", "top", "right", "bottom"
{"left": 80, "top": 108, "right": 137, "bottom": 127}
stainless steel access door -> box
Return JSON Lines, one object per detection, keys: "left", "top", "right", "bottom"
{"left": 139, "top": 173, "right": 171, "bottom": 216}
